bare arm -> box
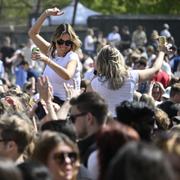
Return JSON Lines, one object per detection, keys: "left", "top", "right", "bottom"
{"left": 31, "top": 51, "right": 78, "bottom": 80}
{"left": 57, "top": 82, "right": 81, "bottom": 119}
{"left": 138, "top": 51, "right": 165, "bottom": 82}
{"left": 45, "top": 57, "right": 78, "bottom": 80}
{"left": 28, "top": 7, "right": 64, "bottom": 55}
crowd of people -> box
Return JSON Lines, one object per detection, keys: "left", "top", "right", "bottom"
{"left": 0, "top": 6, "right": 180, "bottom": 180}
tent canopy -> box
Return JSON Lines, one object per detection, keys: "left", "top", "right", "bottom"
{"left": 49, "top": 2, "right": 101, "bottom": 26}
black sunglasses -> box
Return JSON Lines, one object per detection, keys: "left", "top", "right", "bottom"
{"left": 69, "top": 112, "right": 87, "bottom": 123}
{"left": 53, "top": 152, "right": 78, "bottom": 165}
{"left": 56, "top": 39, "right": 73, "bottom": 46}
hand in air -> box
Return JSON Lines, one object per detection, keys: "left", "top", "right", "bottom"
{"left": 45, "top": 7, "right": 64, "bottom": 16}
{"left": 37, "top": 76, "right": 53, "bottom": 102}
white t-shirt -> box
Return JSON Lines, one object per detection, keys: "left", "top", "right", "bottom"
{"left": 107, "top": 32, "right": 121, "bottom": 43}
{"left": 87, "top": 150, "right": 99, "bottom": 180}
{"left": 91, "top": 70, "right": 139, "bottom": 117}
{"left": 84, "top": 35, "right": 95, "bottom": 52}
{"left": 160, "top": 29, "right": 171, "bottom": 38}
{"left": 43, "top": 51, "right": 81, "bottom": 101}
{"left": 0, "top": 60, "right": 4, "bottom": 78}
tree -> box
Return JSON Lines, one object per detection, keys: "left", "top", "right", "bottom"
{"left": 0, "top": 0, "right": 180, "bottom": 26}
{"left": 0, "top": 0, "right": 71, "bottom": 25}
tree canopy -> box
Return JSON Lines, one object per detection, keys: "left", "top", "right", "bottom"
{"left": 0, "top": 0, "right": 180, "bottom": 25}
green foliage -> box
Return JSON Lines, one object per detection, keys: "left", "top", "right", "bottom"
{"left": 0, "top": 0, "right": 71, "bottom": 25}
{"left": 0, "top": 0, "right": 180, "bottom": 25}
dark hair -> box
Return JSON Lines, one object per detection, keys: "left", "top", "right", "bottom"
{"left": 97, "top": 121, "right": 139, "bottom": 180}
{"left": 18, "top": 160, "right": 52, "bottom": 180}
{"left": 41, "top": 120, "right": 77, "bottom": 142}
{"left": 70, "top": 92, "right": 108, "bottom": 125}
{"left": 116, "top": 101, "right": 155, "bottom": 141}
{"left": 107, "top": 141, "right": 175, "bottom": 180}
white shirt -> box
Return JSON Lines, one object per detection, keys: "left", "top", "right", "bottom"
{"left": 160, "top": 29, "right": 171, "bottom": 38}
{"left": 0, "top": 60, "right": 4, "bottom": 78}
{"left": 84, "top": 35, "right": 95, "bottom": 52}
{"left": 91, "top": 70, "right": 139, "bottom": 117}
{"left": 43, "top": 51, "right": 81, "bottom": 101}
{"left": 87, "top": 150, "right": 99, "bottom": 180}
{"left": 107, "top": 32, "right": 121, "bottom": 42}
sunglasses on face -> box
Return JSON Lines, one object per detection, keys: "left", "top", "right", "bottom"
{"left": 56, "top": 39, "right": 73, "bottom": 46}
{"left": 53, "top": 152, "right": 78, "bottom": 165}
{"left": 69, "top": 112, "right": 87, "bottom": 124}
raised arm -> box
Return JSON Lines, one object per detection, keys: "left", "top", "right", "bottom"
{"left": 28, "top": 7, "right": 64, "bottom": 55}
{"left": 138, "top": 49, "right": 165, "bottom": 82}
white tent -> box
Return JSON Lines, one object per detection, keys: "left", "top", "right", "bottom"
{"left": 50, "top": 2, "right": 101, "bottom": 26}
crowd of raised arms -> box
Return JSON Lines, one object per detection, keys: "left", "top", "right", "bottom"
{"left": 0, "top": 7, "right": 180, "bottom": 180}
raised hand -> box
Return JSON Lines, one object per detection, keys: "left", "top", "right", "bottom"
{"left": 37, "top": 76, "right": 53, "bottom": 102}
{"left": 64, "top": 80, "right": 81, "bottom": 101}
{"left": 45, "top": 7, "right": 64, "bottom": 16}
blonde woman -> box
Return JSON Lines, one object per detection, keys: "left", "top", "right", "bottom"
{"left": 28, "top": 7, "right": 82, "bottom": 105}
{"left": 90, "top": 44, "right": 166, "bottom": 117}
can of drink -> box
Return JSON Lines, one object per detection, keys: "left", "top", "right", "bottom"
{"left": 158, "top": 36, "right": 166, "bottom": 46}
{"left": 32, "top": 47, "right": 40, "bottom": 52}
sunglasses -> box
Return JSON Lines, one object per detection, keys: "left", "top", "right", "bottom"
{"left": 53, "top": 152, "right": 78, "bottom": 165}
{"left": 69, "top": 112, "right": 87, "bottom": 123}
{"left": 56, "top": 39, "right": 73, "bottom": 46}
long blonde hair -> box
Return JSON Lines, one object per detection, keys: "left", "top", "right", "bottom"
{"left": 96, "top": 45, "right": 128, "bottom": 90}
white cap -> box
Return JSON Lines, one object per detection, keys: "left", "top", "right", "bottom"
{"left": 162, "top": 86, "right": 171, "bottom": 99}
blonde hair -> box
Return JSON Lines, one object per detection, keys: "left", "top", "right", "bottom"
{"left": 96, "top": 45, "right": 128, "bottom": 90}
{"left": 50, "top": 24, "right": 82, "bottom": 58}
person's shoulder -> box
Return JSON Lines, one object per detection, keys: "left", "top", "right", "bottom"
{"left": 66, "top": 51, "right": 79, "bottom": 60}
{"left": 66, "top": 50, "right": 77, "bottom": 56}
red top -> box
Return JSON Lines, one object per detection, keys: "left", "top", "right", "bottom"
{"left": 152, "top": 70, "right": 170, "bottom": 88}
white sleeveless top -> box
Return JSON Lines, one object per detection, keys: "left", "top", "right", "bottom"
{"left": 91, "top": 70, "right": 139, "bottom": 117}
{"left": 43, "top": 51, "right": 81, "bottom": 101}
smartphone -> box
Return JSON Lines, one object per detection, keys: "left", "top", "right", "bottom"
{"left": 35, "top": 101, "right": 47, "bottom": 120}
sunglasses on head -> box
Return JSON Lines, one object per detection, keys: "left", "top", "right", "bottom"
{"left": 53, "top": 152, "right": 78, "bottom": 165}
{"left": 56, "top": 39, "right": 73, "bottom": 46}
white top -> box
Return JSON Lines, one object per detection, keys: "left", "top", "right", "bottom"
{"left": 160, "top": 29, "right": 171, "bottom": 38}
{"left": 83, "top": 68, "right": 95, "bottom": 81}
{"left": 162, "top": 61, "right": 171, "bottom": 76}
{"left": 0, "top": 60, "right": 4, "bottom": 78}
{"left": 87, "top": 150, "right": 99, "bottom": 180}
{"left": 107, "top": 32, "right": 121, "bottom": 42}
{"left": 91, "top": 70, "right": 139, "bottom": 117}
{"left": 84, "top": 35, "right": 95, "bottom": 51}
{"left": 43, "top": 51, "right": 81, "bottom": 101}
